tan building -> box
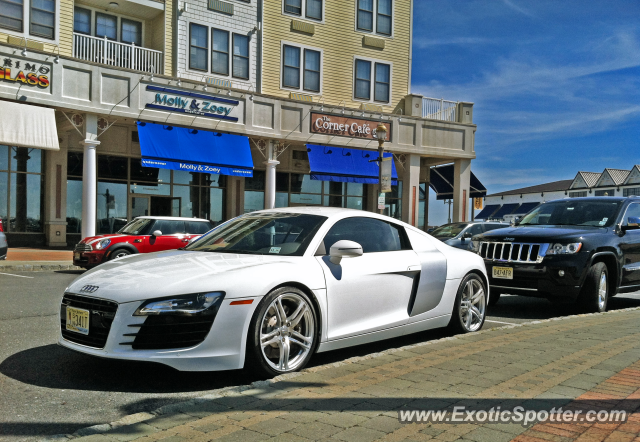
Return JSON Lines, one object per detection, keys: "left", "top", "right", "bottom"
{"left": 0, "top": 0, "right": 482, "bottom": 248}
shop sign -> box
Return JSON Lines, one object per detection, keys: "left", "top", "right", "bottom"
{"left": 311, "top": 113, "right": 391, "bottom": 141}
{"left": 144, "top": 85, "right": 242, "bottom": 123}
{"left": 377, "top": 193, "right": 386, "bottom": 210}
{"left": 474, "top": 198, "right": 483, "bottom": 210}
{"left": 380, "top": 157, "right": 392, "bottom": 193}
{"left": 0, "top": 55, "right": 51, "bottom": 89}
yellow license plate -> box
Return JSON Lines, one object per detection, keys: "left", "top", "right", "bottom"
{"left": 66, "top": 306, "right": 90, "bottom": 335}
{"left": 493, "top": 266, "right": 513, "bottom": 280}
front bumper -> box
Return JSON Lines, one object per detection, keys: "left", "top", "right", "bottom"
{"left": 483, "top": 253, "right": 590, "bottom": 300}
{"left": 73, "top": 250, "right": 107, "bottom": 267}
{"left": 58, "top": 296, "right": 256, "bottom": 372}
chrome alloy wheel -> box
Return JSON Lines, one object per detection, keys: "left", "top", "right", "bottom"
{"left": 259, "top": 293, "right": 314, "bottom": 372}
{"left": 112, "top": 251, "right": 129, "bottom": 259}
{"left": 598, "top": 272, "right": 607, "bottom": 310}
{"left": 458, "top": 279, "right": 486, "bottom": 332}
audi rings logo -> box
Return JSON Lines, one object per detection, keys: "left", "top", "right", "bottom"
{"left": 80, "top": 285, "right": 99, "bottom": 293}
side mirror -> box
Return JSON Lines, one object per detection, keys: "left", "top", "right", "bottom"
{"left": 152, "top": 230, "right": 163, "bottom": 237}
{"left": 462, "top": 232, "right": 473, "bottom": 239}
{"left": 329, "top": 240, "right": 363, "bottom": 265}
{"left": 621, "top": 224, "right": 640, "bottom": 232}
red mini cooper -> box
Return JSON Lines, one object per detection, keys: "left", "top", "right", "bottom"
{"left": 73, "top": 216, "right": 214, "bottom": 269}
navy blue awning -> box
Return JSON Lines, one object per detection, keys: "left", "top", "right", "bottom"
{"left": 429, "top": 165, "right": 487, "bottom": 201}
{"left": 493, "top": 203, "right": 520, "bottom": 218}
{"left": 474, "top": 204, "right": 501, "bottom": 220}
{"left": 306, "top": 145, "right": 398, "bottom": 184}
{"left": 511, "top": 202, "right": 540, "bottom": 215}
{"left": 137, "top": 121, "right": 253, "bottom": 177}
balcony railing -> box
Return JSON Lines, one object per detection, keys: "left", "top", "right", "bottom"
{"left": 73, "top": 33, "right": 163, "bottom": 74}
{"left": 423, "top": 97, "right": 458, "bottom": 122}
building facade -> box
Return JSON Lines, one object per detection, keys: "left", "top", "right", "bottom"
{"left": 0, "top": 0, "right": 481, "bottom": 248}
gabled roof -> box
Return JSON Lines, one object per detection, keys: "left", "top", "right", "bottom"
{"left": 595, "top": 169, "right": 630, "bottom": 187}
{"left": 624, "top": 165, "right": 640, "bottom": 185}
{"left": 570, "top": 171, "right": 601, "bottom": 189}
{"left": 486, "top": 180, "right": 573, "bottom": 197}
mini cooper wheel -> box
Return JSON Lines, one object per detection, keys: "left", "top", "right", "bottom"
{"left": 247, "top": 287, "right": 318, "bottom": 376}
{"left": 109, "top": 249, "right": 131, "bottom": 260}
{"left": 579, "top": 262, "right": 608, "bottom": 313}
{"left": 449, "top": 273, "right": 487, "bottom": 333}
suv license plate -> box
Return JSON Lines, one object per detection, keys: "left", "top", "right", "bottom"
{"left": 493, "top": 266, "right": 513, "bottom": 280}
{"left": 66, "top": 307, "right": 90, "bottom": 335}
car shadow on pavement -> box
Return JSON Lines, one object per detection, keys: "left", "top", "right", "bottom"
{"left": 54, "top": 270, "right": 86, "bottom": 275}
{"left": 0, "top": 344, "right": 264, "bottom": 393}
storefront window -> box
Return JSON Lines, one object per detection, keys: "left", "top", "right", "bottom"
{"left": 172, "top": 185, "right": 200, "bottom": 218}
{"left": 384, "top": 181, "right": 402, "bottom": 220}
{"left": 66, "top": 177, "right": 83, "bottom": 234}
{"left": 0, "top": 146, "right": 44, "bottom": 232}
{"left": 97, "top": 180, "right": 128, "bottom": 234}
{"left": 201, "top": 187, "right": 224, "bottom": 225}
{"left": 418, "top": 183, "right": 427, "bottom": 229}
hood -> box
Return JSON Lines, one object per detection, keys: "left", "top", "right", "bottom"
{"left": 477, "top": 225, "right": 608, "bottom": 242}
{"left": 81, "top": 233, "right": 126, "bottom": 246}
{"left": 65, "top": 250, "right": 300, "bottom": 303}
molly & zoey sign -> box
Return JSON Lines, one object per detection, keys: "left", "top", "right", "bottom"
{"left": 144, "top": 85, "right": 240, "bottom": 122}
{"left": 310, "top": 112, "right": 391, "bottom": 142}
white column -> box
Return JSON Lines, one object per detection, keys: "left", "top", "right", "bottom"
{"left": 453, "top": 159, "right": 471, "bottom": 222}
{"left": 263, "top": 140, "right": 280, "bottom": 210}
{"left": 401, "top": 154, "right": 421, "bottom": 226}
{"left": 81, "top": 114, "right": 100, "bottom": 238}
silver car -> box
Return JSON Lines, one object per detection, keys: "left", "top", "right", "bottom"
{"left": 430, "top": 221, "right": 508, "bottom": 250}
{"left": 0, "top": 219, "right": 7, "bottom": 260}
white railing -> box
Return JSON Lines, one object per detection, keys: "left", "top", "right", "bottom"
{"left": 423, "top": 97, "right": 458, "bottom": 122}
{"left": 73, "top": 33, "right": 163, "bottom": 74}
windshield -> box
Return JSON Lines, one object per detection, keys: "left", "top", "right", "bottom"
{"left": 430, "top": 223, "right": 469, "bottom": 239}
{"left": 117, "top": 218, "right": 154, "bottom": 235}
{"left": 518, "top": 200, "right": 622, "bottom": 227}
{"left": 185, "top": 213, "right": 327, "bottom": 256}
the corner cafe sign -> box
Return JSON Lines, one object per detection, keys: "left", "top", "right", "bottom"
{"left": 310, "top": 112, "right": 391, "bottom": 141}
{"left": 144, "top": 85, "right": 241, "bottom": 123}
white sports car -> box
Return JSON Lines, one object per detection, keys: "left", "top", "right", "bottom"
{"left": 59, "top": 208, "right": 489, "bottom": 376}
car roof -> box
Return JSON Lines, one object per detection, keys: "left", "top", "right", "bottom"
{"left": 247, "top": 207, "right": 408, "bottom": 224}
{"left": 133, "top": 216, "right": 211, "bottom": 222}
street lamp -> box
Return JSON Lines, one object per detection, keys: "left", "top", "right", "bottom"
{"left": 376, "top": 122, "right": 388, "bottom": 215}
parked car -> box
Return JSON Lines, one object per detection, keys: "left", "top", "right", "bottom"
{"left": 472, "top": 197, "right": 640, "bottom": 312}
{"left": 0, "top": 219, "right": 7, "bottom": 260}
{"left": 59, "top": 207, "right": 488, "bottom": 375}
{"left": 430, "top": 221, "right": 508, "bottom": 250}
{"left": 73, "top": 216, "right": 214, "bottom": 269}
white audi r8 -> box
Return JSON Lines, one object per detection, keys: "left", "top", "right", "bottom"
{"left": 59, "top": 208, "right": 489, "bottom": 376}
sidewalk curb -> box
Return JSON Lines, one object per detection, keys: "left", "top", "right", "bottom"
{"left": 44, "top": 305, "right": 640, "bottom": 441}
{"left": 0, "top": 264, "right": 82, "bottom": 272}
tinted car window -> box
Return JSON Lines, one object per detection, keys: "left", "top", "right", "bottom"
{"left": 519, "top": 200, "right": 622, "bottom": 227}
{"left": 118, "top": 218, "right": 154, "bottom": 235}
{"left": 465, "top": 224, "right": 483, "bottom": 236}
{"left": 622, "top": 204, "right": 640, "bottom": 226}
{"left": 431, "top": 223, "right": 468, "bottom": 239}
{"left": 187, "top": 221, "right": 212, "bottom": 234}
{"left": 153, "top": 220, "right": 185, "bottom": 235}
{"left": 323, "top": 217, "right": 409, "bottom": 253}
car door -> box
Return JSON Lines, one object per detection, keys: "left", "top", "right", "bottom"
{"left": 316, "top": 216, "right": 420, "bottom": 341}
{"left": 147, "top": 220, "right": 187, "bottom": 252}
{"left": 619, "top": 203, "right": 640, "bottom": 287}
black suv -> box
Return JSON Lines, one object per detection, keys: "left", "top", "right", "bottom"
{"left": 471, "top": 197, "right": 640, "bottom": 312}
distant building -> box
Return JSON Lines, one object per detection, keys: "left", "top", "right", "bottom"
{"left": 476, "top": 166, "right": 640, "bottom": 221}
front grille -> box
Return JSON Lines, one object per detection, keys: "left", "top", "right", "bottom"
{"left": 478, "top": 242, "right": 549, "bottom": 264}
{"left": 122, "top": 315, "right": 217, "bottom": 350}
{"left": 74, "top": 243, "right": 92, "bottom": 252}
{"left": 60, "top": 293, "right": 118, "bottom": 349}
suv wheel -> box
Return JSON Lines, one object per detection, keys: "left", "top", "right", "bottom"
{"left": 579, "top": 262, "right": 608, "bottom": 313}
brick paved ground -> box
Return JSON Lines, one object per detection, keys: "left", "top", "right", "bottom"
{"left": 6, "top": 248, "right": 73, "bottom": 262}
{"left": 62, "top": 309, "right": 640, "bottom": 442}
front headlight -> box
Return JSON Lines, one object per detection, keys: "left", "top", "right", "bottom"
{"left": 546, "top": 242, "right": 582, "bottom": 255}
{"left": 134, "top": 292, "right": 225, "bottom": 316}
{"left": 95, "top": 239, "right": 111, "bottom": 250}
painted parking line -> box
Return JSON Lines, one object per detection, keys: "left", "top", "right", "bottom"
{"left": 485, "top": 319, "right": 518, "bottom": 325}
{"left": 0, "top": 272, "right": 34, "bottom": 278}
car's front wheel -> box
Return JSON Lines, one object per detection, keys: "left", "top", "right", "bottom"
{"left": 449, "top": 273, "right": 487, "bottom": 333}
{"left": 109, "top": 249, "right": 131, "bottom": 260}
{"left": 578, "top": 262, "right": 608, "bottom": 313}
{"left": 247, "top": 287, "right": 318, "bottom": 377}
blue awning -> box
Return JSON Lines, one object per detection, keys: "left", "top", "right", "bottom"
{"left": 493, "top": 203, "right": 520, "bottom": 218}
{"left": 429, "top": 165, "right": 487, "bottom": 201}
{"left": 306, "top": 145, "right": 398, "bottom": 184}
{"left": 136, "top": 121, "right": 253, "bottom": 177}
{"left": 511, "top": 202, "right": 540, "bottom": 215}
{"left": 474, "top": 204, "right": 501, "bottom": 220}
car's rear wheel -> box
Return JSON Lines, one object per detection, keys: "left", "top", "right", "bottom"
{"left": 449, "top": 273, "right": 487, "bottom": 333}
{"left": 247, "top": 286, "right": 318, "bottom": 377}
{"left": 109, "top": 249, "right": 131, "bottom": 260}
{"left": 578, "top": 262, "right": 608, "bottom": 313}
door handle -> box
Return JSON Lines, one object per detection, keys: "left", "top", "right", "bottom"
{"left": 407, "top": 265, "right": 421, "bottom": 272}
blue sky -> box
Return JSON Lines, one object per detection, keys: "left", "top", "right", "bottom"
{"left": 410, "top": 0, "right": 640, "bottom": 225}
